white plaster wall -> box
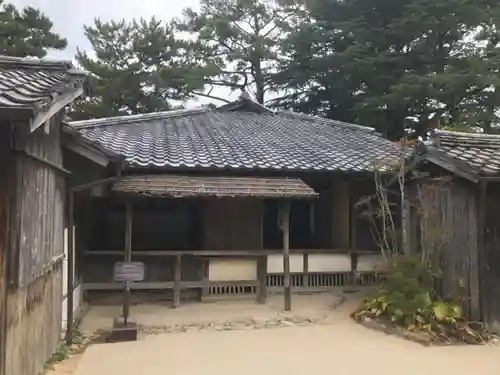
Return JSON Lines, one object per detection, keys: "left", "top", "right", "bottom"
{"left": 61, "top": 283, "right": 83, "bottom": 331}
{"left": 308, "top": 254, "right": 351, "bottom": 272}
{"left": 208, "top": 259, "right": 257, "bottom": 281}
{"left": 62, "top": 227, "right": 75, "bottom": 297}
{"left": 267, "top": 254, "right": 303, "bottom": 273}
{"left": 357, "top": 254, "right": 384, "bottom": 272}
{"left": 61, "top": 226, "right": 83, "bottom": 331}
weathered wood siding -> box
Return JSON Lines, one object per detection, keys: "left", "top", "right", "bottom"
{"left": 483, "top": 183, "right": 500, "bottom": 332}
{"left": 203, "top": 199, "right": 263, "bottom": 250}
{"left": 0, "top": 125, "right": 11, "bottom": 375}
{"left": 350, "top": 179, "right": 381, "bottom": 251}
{"left": 314, "top": 178, "right": 379, "bottom": 251}
{"left": 6, "top": 116, "right": 66, "bottom": 375}
{"left": 413, "top": 179, "right": 478, "bottom": 317}
{"left": 5, "top": 269, "right": 62, "bottom": 375}
{"left": 10, "top": 117, "right": 65, "bottom": 286}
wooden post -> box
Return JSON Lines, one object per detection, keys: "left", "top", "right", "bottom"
{"left": 303, "top": 253, "right": 309, "bottom": 288}
{"left": 200, "top": 258, "right": 209, "bottom": 302}
{"left": 173, "top": 254, "right": 182, "bottom": 308}
{"left": 350, "top": 252, "right": 359, "bottom": 287}
{"left": 65, "top": 190, "right": 75, "bottom": 345}
{"left": 280, "top": 201, "right": 292, "bottom": 311}
{"left": 123, "top": 201, "right": 133, "bottom": 325}
{"left": 257, "top": 255, "right": 268, "bottom": 304}
{"left": 471, "top": 180, "right": 487, "bottom": 321}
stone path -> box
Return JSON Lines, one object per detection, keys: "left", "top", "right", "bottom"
{"left": 79, "top": 292, "right": 346, "bottom": 334}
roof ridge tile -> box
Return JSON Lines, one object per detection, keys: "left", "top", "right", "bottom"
{"left": 69, "top": 107, "right": 210, "bottom": 129}
{"left": 0, "top": 55, "right": 75, "bottom": 71}
{"left": 275, "top": 110, "right": 376, "bottom": 133}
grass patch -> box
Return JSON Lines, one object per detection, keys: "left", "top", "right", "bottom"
{"left": 42, "top": 328, "right": 83, "bottom": 373}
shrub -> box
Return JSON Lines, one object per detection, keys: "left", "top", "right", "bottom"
{"left": 352, "top": 256, "right": 491, "bottom": 344}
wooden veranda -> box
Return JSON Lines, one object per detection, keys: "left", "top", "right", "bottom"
{"left": 69, "top": 173, "right": 382, "bottom": 321}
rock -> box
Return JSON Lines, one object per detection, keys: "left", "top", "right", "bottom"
{"left": 231, "top": 321, "right": 251, "bottom": 330}
{"left": 265, "top": 320, "right": 281, "bottom": 328}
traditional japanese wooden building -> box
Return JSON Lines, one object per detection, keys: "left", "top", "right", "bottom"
{"left": 0, "top": 56, "right": 87, "bottom": 375}
{"left": 407, "top": 130, "right": 500, "bottom": 333}
{"left": 67, "top": 95, "right": 401, "bottom": 308}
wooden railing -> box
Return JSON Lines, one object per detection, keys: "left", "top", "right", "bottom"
{"left": 83, "top": 249, "right": 381, "bottom": 308}
{"left": 83, "top": 249, "right": 380, "bottom": 256}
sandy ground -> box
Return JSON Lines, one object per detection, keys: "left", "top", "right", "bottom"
{"left": 50, "top": 292, "right": 500, "bottom": 375}
{"left": 79, "top": 292, "right": 346, "bottom": 333}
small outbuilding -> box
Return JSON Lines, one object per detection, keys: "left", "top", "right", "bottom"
{"left": 407, "top": 130, "right": 500, "bottom": 332}
{"left": 0, "top": 56, "right": 86, "bottom": 375}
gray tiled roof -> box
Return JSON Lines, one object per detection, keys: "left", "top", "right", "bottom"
{"left": 432, "top": 130, "right": 500, "bottom": 176}
{"left": 69, "top": 103, "right": 400, "bottom": 173}
{"left": 0, "top": 55, "right": 85, "bottom": 109}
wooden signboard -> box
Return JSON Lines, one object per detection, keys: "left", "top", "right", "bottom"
{"left": 113, "top": 261, "right": 145, "bottom": 283}
{"left": 113, "top": 261, "right": 145, "bottom": 329}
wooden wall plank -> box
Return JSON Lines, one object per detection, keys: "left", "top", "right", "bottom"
{"left": 6, "top": 267, "right": 63, "bottom": 375}
{"left": 203, "top": 199, "right": 263, "bottom": 250}
{"left": 0, "top": 124, "right": 12, "bottom": 375}
{"left": 331, "top": 180, "right": 350, "bottom": 249}
{"left": 6, "top": 115, "right": 65, "bottom": 375}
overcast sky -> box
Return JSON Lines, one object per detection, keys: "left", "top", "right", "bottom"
{"left": 11, "top": 0, "right": 200, "bottom": 60}
{"left": 9, "top": 0, "right": 249, "bottom": 105}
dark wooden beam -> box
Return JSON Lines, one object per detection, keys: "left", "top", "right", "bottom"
{"left": 280, "top": 201, "right": 292, "bottom": 311}
{"left": 350, "top": 252, "right": 359, "bottom": 287}
{"left": 472, "top": 180, "right": 487, "bottom": 321}
{"left": 123, "top": 202, "right": 133, "bottom": 325}
{"left": 125, "top": 202, "right": 132, "bottom": 263}
{"left": 303, "top": 253, "right": 309, "bottom": 288}
{"left": 173, "top": 254, "right": 182, "bottom": 308}
{"left": 13, "top": 148, "right": 72, "bottom": 175}
{"left": 65, "top": 191, "right": 75, "bottom": 345}
{"left": 257, "top": 255, "right": 268, "bottom": 304}
{"left": 72, "top": 176, "right": 121, "bottom": 192}
{"left": 84, "top": 279, "right": 260, "bottom": 291}
{"left": 83, "top": 249, "right": 383, "bottom": 257}
{"left": 200, "top": 259, "right": 209, "bottom": 302}
{"left": 426, "top": 149, "right": 480, "bottom": 183}
{"left": 481, "top": 176, "right": 500, "bottom": 182}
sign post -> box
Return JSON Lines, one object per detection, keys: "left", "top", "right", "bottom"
{"left": 113, "top": 261, "right": 145, "bottom": 326}
{"left": 108, "top": 261, "right": 145, "bottom": 342}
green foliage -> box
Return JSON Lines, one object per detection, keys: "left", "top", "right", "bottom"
{"left": 353, "top": 256, "right": 490, "bottom": 343}
{"left": 274, "top": 0, "right": 500, "bottom": 138}
{"left": 42, "top": 328, "right": 84, "bottom": 373}
{"left": 43, "top": 343, "right": 69, "bottom": 371}
{"left": 176, "top": 0, "right": 305, "bottom": 104}
{"left": 355, "top": 257, "right": 442, "bottom": 326}
{"left": 70, "top": 18, "right": 211, "bottom": 120}
{"left": 0, "top": 0, "right": 66, "bottom": 58}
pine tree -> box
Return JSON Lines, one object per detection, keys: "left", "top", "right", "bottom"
{"left": 276, "top": 0, "right": 499, "bottom": 138}
{"left": 177, "top": 0, "right": 303, "bottom": 104}
{"left": 0, "top": 0, "right": 67, "bottom": 57}
{"left": 70, "top": 18, "right": 212, "bottom": 120}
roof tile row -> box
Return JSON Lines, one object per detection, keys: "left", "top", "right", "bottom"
{"left": 70, "top": 106, "right": 401, "bottom": 173}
